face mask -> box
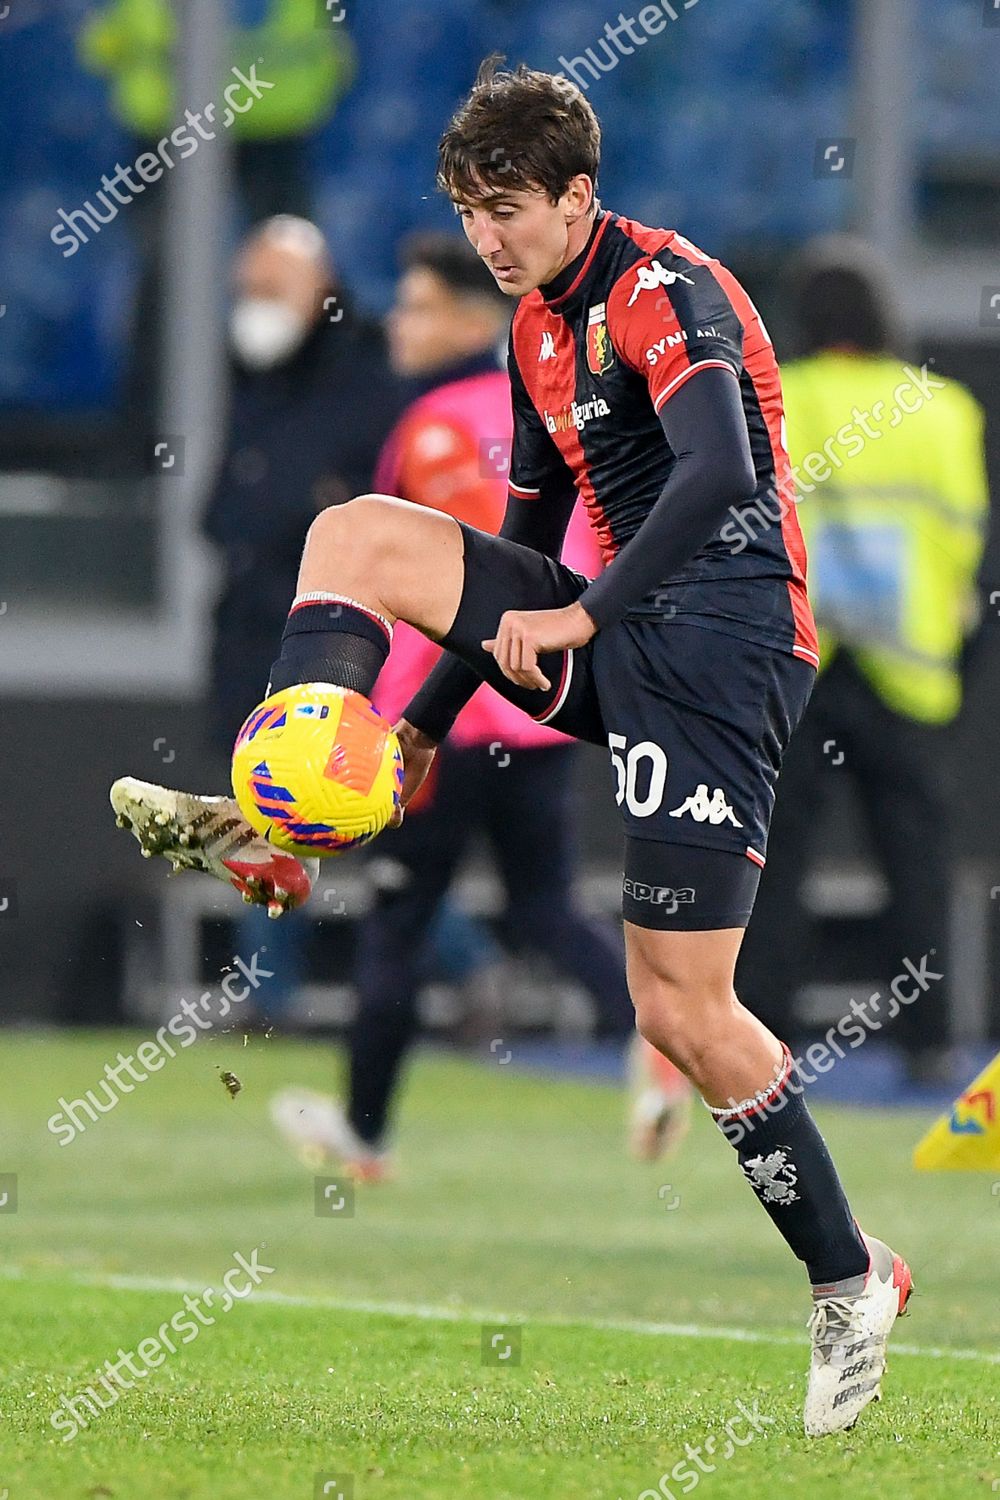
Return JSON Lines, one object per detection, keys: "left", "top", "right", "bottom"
{"left": 230, "top": 297, "right": 310, "bottom": 370}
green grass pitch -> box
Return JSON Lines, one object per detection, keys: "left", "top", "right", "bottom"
{"left": 3, "top": 1031, "right": 998, "bottom": 1498}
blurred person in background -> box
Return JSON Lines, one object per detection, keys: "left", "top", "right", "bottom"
{"left": 80, "top": 0, "right": 352, "bottom": 219}
{"left": 203, "top": 214, "right": 404, "bottom": 1013}
{"left": 270, "top": 232, "right": 663, "bottom": 1179}
{"left": 79, "top": 0, "right": 354, "bottom": 415}
{"left": 737, "top": 237, "right": 989, "bottom": 1085}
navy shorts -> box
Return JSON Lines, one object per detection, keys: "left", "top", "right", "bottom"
{"left": 438, "top": 522, "right": 815, "bottom": 930}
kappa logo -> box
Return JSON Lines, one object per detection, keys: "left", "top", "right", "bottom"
{"left": 538, "top": 330, "right": 556, "bottom": 361}
{"left": 668, "top": 783, "right": 743, "bottom": 827}
{"left": 622, "top": 881, "right": 695, "bottom": 913}
{"left": 627, "top": 259, "right": 695, "bottom": 307}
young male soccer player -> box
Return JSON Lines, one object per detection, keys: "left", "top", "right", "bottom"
{"left": 112, "top": 57, "right": 912, "bottom": 1434}
{"left": 271, "top": 230, "right": 643, "bottom": 1178}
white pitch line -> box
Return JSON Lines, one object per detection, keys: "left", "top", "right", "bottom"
{"left": 4, "top": 1264, "right": 998, "bottom": 1366}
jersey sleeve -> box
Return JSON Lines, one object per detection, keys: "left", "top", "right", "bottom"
{"left": 606, "top": 254, "right": 744, "bottom": 415}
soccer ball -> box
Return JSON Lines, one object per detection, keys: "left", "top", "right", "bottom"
{"left": 231, "top": 683, "right": 404, "bottom": 856}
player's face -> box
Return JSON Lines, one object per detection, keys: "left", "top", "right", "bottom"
{"left": 455, "top": 177, "right": 594, "bottom": 297}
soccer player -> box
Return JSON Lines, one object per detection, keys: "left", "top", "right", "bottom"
{"left": 112, "top": 57, "right": 912, "bottom": 1435}
{"left": 271, "top": 230, "right": 643, "bottom": 1178}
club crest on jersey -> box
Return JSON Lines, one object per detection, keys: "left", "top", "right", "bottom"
{"left": 627, "top": 259, "right": 695, "bottom": 307}
{"left": 586, "top": 303, "right": 614, "bottom": 375}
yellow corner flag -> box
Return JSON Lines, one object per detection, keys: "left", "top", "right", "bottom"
{"left": 913, "top": 1051, "right": 1000, "bottom": 1171}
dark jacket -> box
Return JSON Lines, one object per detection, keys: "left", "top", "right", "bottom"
{"left": 202, "top": 293, "right": 404, "bottom": 744}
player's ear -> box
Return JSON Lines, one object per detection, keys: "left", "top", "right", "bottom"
{"left": 562, "top": 175, "right": 594, "bottom": 224}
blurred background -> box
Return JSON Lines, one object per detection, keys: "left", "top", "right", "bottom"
{"left": 1, "top": 0, "right": 998, "bottom": 1089}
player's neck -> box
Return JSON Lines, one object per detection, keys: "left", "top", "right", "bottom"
{"left": 540, "top": 209, "right": 604, "bottom": 297}
{"left": 560, "top": 210, "right": 600, "bottom": 270}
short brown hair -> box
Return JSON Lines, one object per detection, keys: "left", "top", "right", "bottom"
{"left": 437, "top": 54, "right": 601, "bottom": 206}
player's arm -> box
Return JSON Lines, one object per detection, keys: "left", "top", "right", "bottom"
{"left": 575, "top": 259, "right": 756, "bottom": 629}
{"left": 576, "top": 365, "right": 756, "bottom": 628}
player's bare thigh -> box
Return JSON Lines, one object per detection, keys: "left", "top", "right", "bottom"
{"left": 624, "top": 922, "right": 745, "bottom": 1024}
{"left": 298, "top": 493, "right": 466, "bottom": 641}
{"left": 623, "top": 920, "right": 783, "bottom": 1102}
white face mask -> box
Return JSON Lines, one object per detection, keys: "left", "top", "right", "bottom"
{"left": 230, "top": 297, "right": 310, "bottom": 370}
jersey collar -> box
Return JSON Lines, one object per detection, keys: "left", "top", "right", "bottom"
{"left": 540, "top": 209, "right": 612, "bottom": 311}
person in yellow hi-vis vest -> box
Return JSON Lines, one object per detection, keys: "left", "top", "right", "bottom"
{"left": 737, "top": 238, "right": 988, "bottom": 1086}
{"left": 80, "top": 0, "right": 354, "bottom": 221}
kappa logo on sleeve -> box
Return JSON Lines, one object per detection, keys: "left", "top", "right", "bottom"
{"left": 627, "top": 260, "right": 695, "bottom": 307}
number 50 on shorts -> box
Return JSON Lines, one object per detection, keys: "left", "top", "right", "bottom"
{"left": 608, "top": 733, "right": 669, "bottom": 817}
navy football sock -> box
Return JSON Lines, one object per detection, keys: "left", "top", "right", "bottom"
{"left": 267, "top": 592, "right": 392, "bottom": 699}
{"left": 709, "top": 1045, "right": 869, "bottom": 1286}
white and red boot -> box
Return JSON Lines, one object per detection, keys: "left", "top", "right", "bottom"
{"left": 110, "top": 777, "right": 316, "bottom": 917}
{"left": 804, "top": 1231, "right": 914, "bottom": 1436}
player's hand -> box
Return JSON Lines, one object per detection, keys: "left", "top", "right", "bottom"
{"left": 390, "top": 719, "right": 438, "bottom": 827}
{"left": 482, "top": 601, "right": 597, "bottom": 691}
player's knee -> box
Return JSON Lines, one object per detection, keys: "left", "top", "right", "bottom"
{"left": 632, "top": 974, "right": 737, "bottom": 1074}
{"left": 306, "top": 494, "right": 395, "bottom": 568}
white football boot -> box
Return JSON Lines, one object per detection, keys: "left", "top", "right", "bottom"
{"left": 804, "top": 1231, "right": 914, "bottom": 1436}
{"left": 110, "top": 777, "right": 317, "bottom": 917}
{"left": 270, "top": 1087, "right": 391, "bottom": 1182}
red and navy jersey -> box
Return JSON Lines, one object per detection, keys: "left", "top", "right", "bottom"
{"left": 507, "top": 210, "right": 818, "bottom": 665}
